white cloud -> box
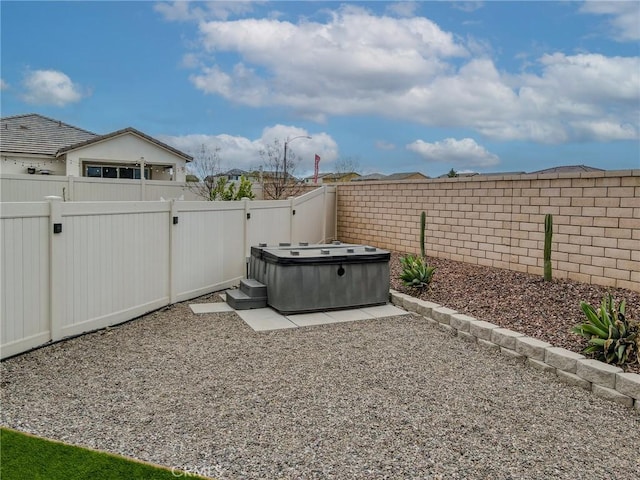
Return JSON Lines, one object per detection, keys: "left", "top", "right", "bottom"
{"left": 154, "top": 1, "right": 256, "bottom": 22}
{"left": 21, "top": 70, "right": 87, "bottom": 106}
{"left": 385, "top": 1, "right": 419, "bottom": 18}
{"left": 169, "top": 5, "right": 639, "bottom": 144}
{"left": 375, "top": 140, "right": 396, "bottom": 151}
{"left": 158, "top": 125, "right": 338, "bottom": 175}
{"left": 407, "top": 138, "right": 500, "bottom": 168}
{"left": 0, "top": 79, "right": 8, "bottom": 90}
{"left": 180, "top": 52, "right": 201, "bottom": 69}
{"left": 190, "top": 6, "right": 468, "bottom": 115}
{"left": 580, "top": 1, "right": 640, "bottom": 42}
{"left": 569, "top": 120, "right": 638, "bottom": 142}
{"left": 452, "top": 2, "right": 485, "bottom": 13}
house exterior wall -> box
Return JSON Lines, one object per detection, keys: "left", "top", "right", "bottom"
{"left": 0, "top": 153, "right": 66, "bottom": 175}
{"left": 64, "top": 133, "right": 188, "bottom": 181}
{"left": 337, "top": 169, "right": 640, "bottom": 292}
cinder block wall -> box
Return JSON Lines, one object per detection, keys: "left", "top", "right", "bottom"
{"left": 337, "top": 170, "right": 639, "bottom": 292}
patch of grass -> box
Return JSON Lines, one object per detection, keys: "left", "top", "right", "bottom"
{"left": 0, "top": 427, "right": 211, "bottom": 480}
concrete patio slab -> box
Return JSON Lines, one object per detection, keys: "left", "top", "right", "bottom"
{"left": 286, "top": 312, "right": 337, "bottom": 327}
{"left": 361, "top": 304, "right": 408, "bottom": 319}
{"left": 325, "top": 309, "right": 375, "bottom": 323}
{"left": 234, "top": 308, "right": 298, "bottom": 331}
{"left": 191, "top": 296, "right": 410, "bottom": 331}
{"left": 189, "top": 303, "right": 234, "bottom": 314}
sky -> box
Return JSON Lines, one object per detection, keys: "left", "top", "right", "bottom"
{"left": 1, "top": 1, "right": 639, "bottom": 178}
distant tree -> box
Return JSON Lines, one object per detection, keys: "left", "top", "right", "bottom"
{"left": 258, "top": 139, "right": 305, "bottom": 199}
{"left": 185, "top": 144, "right": 223, "bottom": 200}
{"left": 185, "top": 144, "right": 254, "bottom": 201}
{"left": 334, "top": 156, "right": 361, "bottom": 175}
{"left": 447, "top": 168, "right": 458, "bottom": 178}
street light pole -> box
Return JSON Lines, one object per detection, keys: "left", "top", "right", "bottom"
{"left": 283, "top": 135, "right": 311, "bottom": 182}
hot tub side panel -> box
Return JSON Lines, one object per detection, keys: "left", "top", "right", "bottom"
{"left": 263, "top": 261, "right": 390, "bottom": 314}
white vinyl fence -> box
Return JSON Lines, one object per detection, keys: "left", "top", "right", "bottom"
{"left": 0, "top": 173, "right": 269, "bottom": 202}
{"left": 0, "top": 186, "right": 336, "bottom": 359}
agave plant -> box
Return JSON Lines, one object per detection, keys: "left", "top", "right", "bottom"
{"left": 571, "top": 294, "right": 639, "bottom": 365}
{"left": 399, "top": 254, "right": 436, "bottom": 289}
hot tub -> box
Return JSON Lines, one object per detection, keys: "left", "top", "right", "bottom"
{"left": 249, "top": 242, "right": 390, "bottom": 314}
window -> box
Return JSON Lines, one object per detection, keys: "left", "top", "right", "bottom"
{"left": 103, "top": 167, "right": 118, "bottom": 178}
{"left": 86, "top": 166, "right": 102, "bottom": 177}
{"left": 84, "top": 164, "right": 150, "bottom": 179}
{"left": 119, "top": 168, "right": 134, "bottom": 179}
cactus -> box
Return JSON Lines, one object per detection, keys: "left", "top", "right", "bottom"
{"left": 544, "top": 213, "right": 553, "bottom": 281}
{"left": 420, "top": 211, "right": 426, "bottom": 258}
{"left": 571, "top": 294, "right": 639, "bottom": 365}
{"left": 400, "top": 254, "right": 436, "bottom": 289}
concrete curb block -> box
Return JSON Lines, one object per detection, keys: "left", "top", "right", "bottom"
{"left": 431, "top": 306, "right": 457, "bottom": 325}
{"left": 390, "top": 290, "right": 639, "bottom": 409}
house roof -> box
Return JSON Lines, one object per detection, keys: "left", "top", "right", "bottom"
{"left": 57, "top": 127, "right": 193, "bottom": 162}
{"left": 530, "top": 165, "right": 604, "bottom": 174}
{"left": 1, "top": 113, "right": 192, "bottom": 162}
{"left": 322, "top": 172, "right": 360, "bottom": 180}
{"left": 384, "top": 172, "right": 429, "bottom": 180}
{"left": 0, "top": 113, "right": 97, "bottom": 156}
{"left": 224, "top": 168, "right": 248, "bottom": 176}
{"left": 351, "top": 173, "right": 387, "bottom": 181}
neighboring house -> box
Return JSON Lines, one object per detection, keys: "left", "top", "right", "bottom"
{"left": 530, "top": 165, "right": 604, "bottom": 174}
{"left": 435, "top": 166, "right": 603, "bottom": 179}
{"left": 322, "top": 172, "right": 361, "bottom": 183}
{"left": 303, "top": 172, "right": 331, "bottom": 184}
{"left": 383, "top": 172, "right": 429, "bottom": 181}
{"left": 223, "top": 168, "right": 249, "bottom": 182}
{"left": 305, "top": 172, "right": 360, "bottom": 184}
{"left": 436, "top": 171, "right": 480, "bottom": 178}
{"left": 351, "top": 173, "right": 386, "bottom": 181}
{"left": 350, "top": 172, "right": 429, "bottom": 181}
{"left": 0, "top": 113, "right": 192, "bottom": 181}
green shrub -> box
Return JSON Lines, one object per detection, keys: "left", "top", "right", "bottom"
{"left": 571, "top": 294, "right": 639, "bottom": 365}
{"left": 399, "top": 254, "right": 436, "bottom": 289}
{"left": 211, "top": 175, "right": 255, "bottom": 201}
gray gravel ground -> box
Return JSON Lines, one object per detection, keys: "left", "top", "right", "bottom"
{"left": 2, "top": 296, "right": 639, "bottom": 480}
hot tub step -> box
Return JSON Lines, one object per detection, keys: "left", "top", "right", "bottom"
{"left": 240, "top": 278, "right": 267, "bottom": 298}
{"left": 226, "top": 288, "right": 267, "bottom": 310}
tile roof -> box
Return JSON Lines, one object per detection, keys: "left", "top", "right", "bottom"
{"left": 351, "top": 173, "right": 387, "bottom": 181}
{"left": 224, "top": 168, "right": 249, "bottom": 176}
{"left": 1, "top": 113, "right": 97, "bottom": 156}
{"left": 383, "top": 171, "right": 428, "bottom": 180}
{"left": 1, "top": 114, "right": 192, "bottom": 162}
{"left": 530, "top": 165, "right": 604, "bottom": 174}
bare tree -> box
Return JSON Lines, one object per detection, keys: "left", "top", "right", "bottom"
{"left": 185, "top": 144, "right": 223, "bottom": 200}
{"left": 334, "top": 156, "right": 362, "bottom": 175}
{"left": 258, "top": 139, "right": 306, "bottom": 199}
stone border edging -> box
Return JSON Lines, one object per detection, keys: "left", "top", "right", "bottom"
{"left": 390, "top": 290, "right": 640, "bottom": 411}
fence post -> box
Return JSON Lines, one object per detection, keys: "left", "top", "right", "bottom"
{"left": 67, "top": 176, "right": 75, "bottom": 201}
{"left": 289, "top": 196, "right": 295, "bottom": 244}
{"left": 169, "top": 199, "right": 179, "bottom": 303}
{"left": 243, "top": 197, "right": 251, "bottom": 275}
{"left": 322, "top": 186, "right": 327, "bottom": 243}
{"left": 46, "top": 196, "right": 64, "bottom": 341}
